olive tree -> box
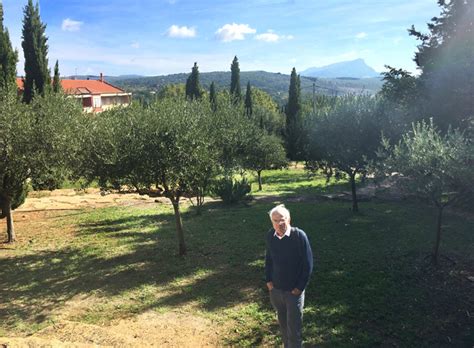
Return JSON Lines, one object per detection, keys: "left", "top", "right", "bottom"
{"left": 80, "top": 97, "right": 271, "bottom": 254}
{"left": 140, "top": 100, "right": 218, "bottom": 254}
{"left": 243, "top": 131, "right": 288, "bottom": 191}
{"left": 379, "top": 120, "right": 473, "bottom": 265}
{"left": 74, "top": 103, "right": 150, "bottom": 191}
{"left": 306, "top": 95, "right": 383, "bottom": 212}
{"left": 0, "top": 92, "right": 33, "bottom": 242}
{"left": 211, "top": 100, "right": 255, "bottom": 174}
{"left": 0, "top": 91, "right": 82, "bottom": 242}
{"left": 80, "top": 99, "right": 221, "bottom": 256}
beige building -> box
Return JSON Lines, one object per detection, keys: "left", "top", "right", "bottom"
{"left": 16, "top": 74, "right": 132, "bottom": 113}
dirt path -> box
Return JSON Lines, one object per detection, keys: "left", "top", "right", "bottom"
{"left": 17, "top": 188, "right": 165, "bottom": 212}
{"left": 1, "top": 311, "right": 221, "bottom": 347}
{"left": 1, "top": 314, "right": 220, "bottom": 347}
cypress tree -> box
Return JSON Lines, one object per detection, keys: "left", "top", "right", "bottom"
{"left": 185, "top": 62, "right": 201, "bottom": 100}
{"left": 209, "top": 81, "right": 217, "bottom": 112}
{"left": 230, "top": 56, "right": 241, "bottom": 103}
{"left": 285, "top": 67, "right": 302, "bottom": 160}
{"left": 21, "top": 0, "right": 50, "bottom": 103}
{"left": 52, "top": 60, "right": 62, "bottom": 93}
{"left": 244, "top": 81, "right": 252, "bottom": 117}
{"left": 0, "top": 3, "right": 18, "bottom": 92}
{"left": 185, "top": 75, "right": 192, "bottom": 100}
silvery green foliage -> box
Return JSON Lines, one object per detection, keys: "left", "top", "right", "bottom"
{"left": 0, "top": 90, "right": 82, "bottom": 241}
{"left": 380, "top": 119, "right": 473, "bottom": 263}
{"left": 306, "top": 95, "right": 383, "bottom": 211}
{"left": 383, "top": 119, "right": 473, "bottom": 207}
{"left": 0, "top": 91, "right": 34, "bottom": 215}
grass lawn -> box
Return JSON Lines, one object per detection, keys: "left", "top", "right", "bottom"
{"left": 1, "top": 168, "right": 473, "bottom": 346}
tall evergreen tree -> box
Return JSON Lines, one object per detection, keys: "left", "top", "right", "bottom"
{"left": 52, "top": 60, "right": 62, "bottom": 93}
{"left": 409, "top": 0, "right": 474, "bottom": 130}
{"left": 230, "top": 56, "right": 241, "bottom": 103}
{"left": 244, "top": 81, "right": 252, "bottom": 117}
{"left": 185, "top": 76, "right": 191, "bottom": 99}
{"left": 285, "top": 67, "right": 303, "bottom": 160}
{"left": 185, "top": 62, "right": 202, "bottom": 100}
{"left": 0, "top": 3, "right": 18, "bottom": 92}
{"left": 21, "top": 0, "right": 50, "bottom": 103}
{"left": 209, "top": 81, "right": 217, "bottom": 112}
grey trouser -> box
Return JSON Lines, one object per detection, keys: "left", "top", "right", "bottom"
{"left": 269, "top": 288, "right": 305, "bottom": 348}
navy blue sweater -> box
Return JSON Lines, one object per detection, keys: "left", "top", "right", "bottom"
{"left": 265, "top": 227, "right": 313, "bottom": 291}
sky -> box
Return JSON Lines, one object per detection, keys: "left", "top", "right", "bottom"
{"left": 1, "top": 0, "right": 441, "bottom": 77}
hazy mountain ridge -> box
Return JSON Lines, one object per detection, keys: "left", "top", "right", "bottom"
{"left": 301, "top": 59, "right": 380, "bottom": 78}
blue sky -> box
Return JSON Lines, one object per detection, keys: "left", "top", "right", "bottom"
{"left": 2, "top": 0, "right": 441, "bottom": 77}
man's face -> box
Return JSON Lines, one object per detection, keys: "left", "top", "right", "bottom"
{"left": 271, "top": 212, "right": 290, "bottom": 236}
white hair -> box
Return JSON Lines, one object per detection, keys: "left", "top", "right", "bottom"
{"left": 268, "top": 204, "right": 290, "bottom": 220}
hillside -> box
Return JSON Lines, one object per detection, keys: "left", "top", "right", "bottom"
{"left": 110, "top": 71, "right": 383, "bottom": 105}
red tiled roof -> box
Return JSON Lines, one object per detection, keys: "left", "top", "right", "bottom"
{"left": 16, "top": 78, "right": 24, "bottom": 89}
{"left": 16, "top": 78, "right": 126, "bottom": 95}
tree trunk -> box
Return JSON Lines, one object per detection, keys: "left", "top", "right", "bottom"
{"left": 196, "top": 193, "right": 203, "bottom": 215}
{"left": 432, "top": 205, "right": 444, "bottom": 266}
{"left": 350, "top": 171, "right": 358, "bottom": 212}
{"left": 171, "top": 198, "right": 187, "bottom": 256}
{"left": 257, "top": 170, "right": 263, "bottom": 191}
{"left": 5, "top": 197, "right": 15, "bottom": 243}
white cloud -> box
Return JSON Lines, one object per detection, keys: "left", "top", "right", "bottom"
{"left": 215, "top": 23, "right": 256, "bottom": 42}
{"left": 166, "top": 25, "right": 196, "bottom": 38}
{"left": 255, "top": 30, "right": 294, "bottom": 43}
{"left": 355, "top": 32, "right": 367, "bottom": 39}
{"left": 256, "top": 32, "right": 279, "bottom": 42}
{"left": 61, "top": 18, "right": 83, "bottom": 32}
{"left": 131, "top": 42, "right": 140, "bottom": 49}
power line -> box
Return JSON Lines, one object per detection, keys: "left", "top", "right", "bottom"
{"left": 302, "top": 77, "right": 339, "bottom": 93}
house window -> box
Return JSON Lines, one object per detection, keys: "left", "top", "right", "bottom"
{"left": 82, "top": 97, "right": 92, "bottom": 107}
{"left": 102, "top": 97, "right": 114, "bottom": 106}
{"left": 93, "top": 96, "right": 101, "bottom": 108}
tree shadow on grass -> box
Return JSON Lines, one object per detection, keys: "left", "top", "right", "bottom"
{"left": 295, "top": 201, "right": 474, "bottom": 347}
{"left": 0, "top": 203, "right": 272, "bottom": 336}
{"left": 1, "top": 201, "right": 472, "bottom": 346}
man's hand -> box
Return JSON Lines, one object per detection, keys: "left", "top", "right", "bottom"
{"left": 291, "top": 288, "right": 302, "bottom": 296}
{"left": 266, "top": 282, "right": 274, "bottom": 291}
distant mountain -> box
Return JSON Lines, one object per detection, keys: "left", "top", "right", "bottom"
{"left": 301, "top": 59, "right": 380, "bottom": 78}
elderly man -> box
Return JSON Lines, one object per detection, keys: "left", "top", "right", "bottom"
{"left": 265, "top": 204, "right": 313, "bottom": 348}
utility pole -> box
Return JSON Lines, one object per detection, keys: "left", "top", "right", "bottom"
{"left": 312, "top": 82, "right": 316, "bottom": 114}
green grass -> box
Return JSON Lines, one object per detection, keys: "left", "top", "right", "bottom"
{"left": 60, "top": 178, "right": 100, "bottom": 190}
{"left": 1, "top": 169, "right": 473, "bottom": 346}
{"left": 249, "top": 167, "right": 351, "bottom": 197}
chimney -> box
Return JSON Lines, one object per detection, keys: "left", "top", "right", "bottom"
{"left": 100, "top": 73, "right": 103, "bottom": 82}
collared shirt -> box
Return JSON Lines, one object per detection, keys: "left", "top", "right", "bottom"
{"left": 273, "top": 225, "right": 292, "bottom": 240}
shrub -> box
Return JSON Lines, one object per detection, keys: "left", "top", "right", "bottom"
{"left": 212, "top": 176, "right": 251, "bottom": 204}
